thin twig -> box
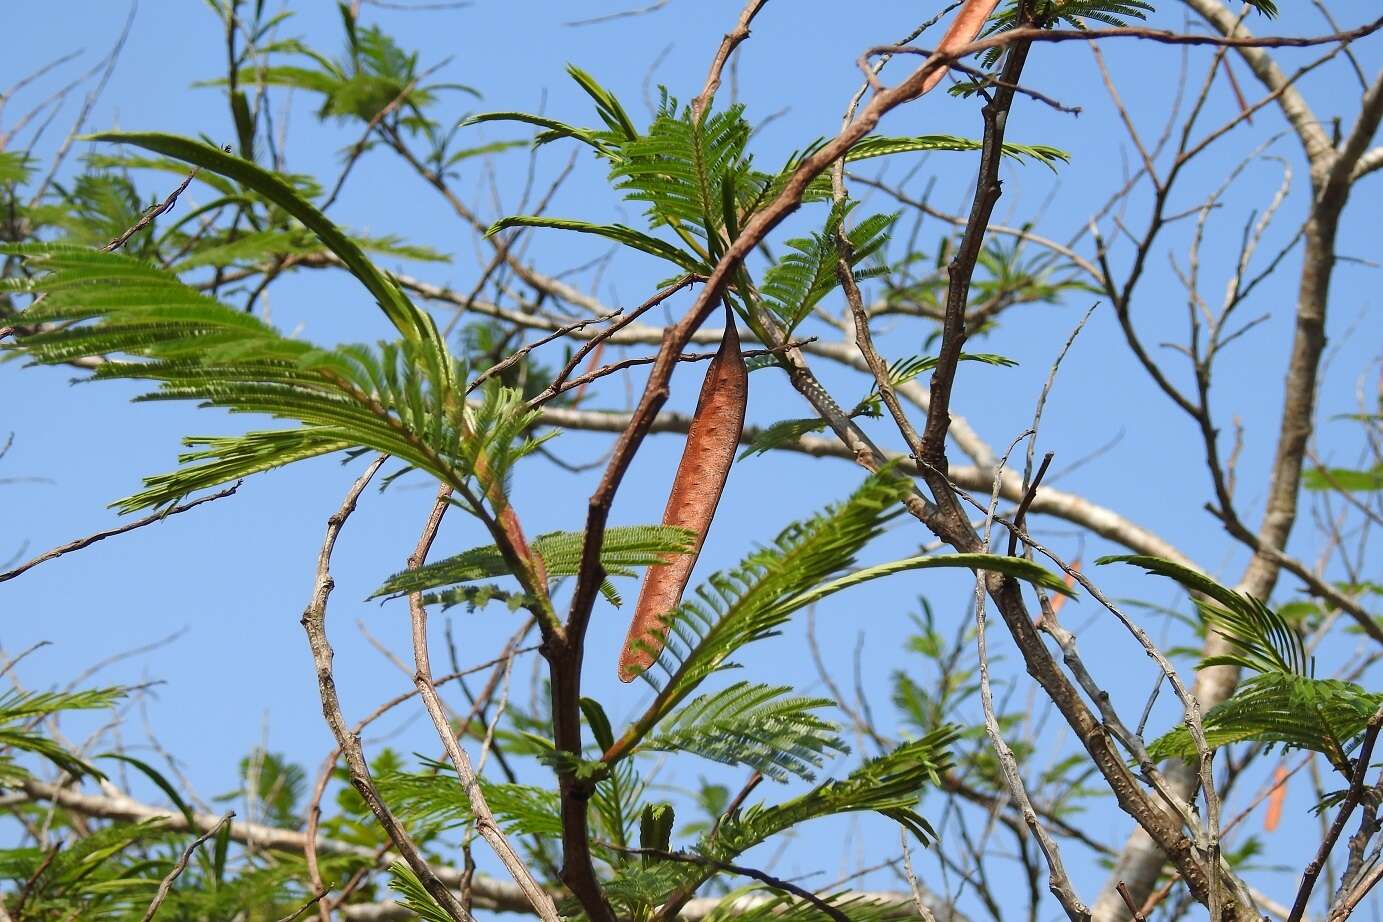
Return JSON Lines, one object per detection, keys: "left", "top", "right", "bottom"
{"left": 615, "top": 847, "right": 849, "bottom": 922}
{"left": 0, "top": 483, "right": 240, "bottom": 583}
{"left": 1289, "top": 707, "right": 1383, "bottom": 922}
{"left": 139, "top": 812, "right": 235, "bottom": 922}
{"left": 103, "top": 157, "right": 214, "bottom": 253}
{"left": 1116, "top": 881, "right": 1149, "bottom": 922}
{"left": 532, "top": 339, "right": 812, "bottom": 408}
{"left": 406, "top": 487, "right": 560, "bottom": 922}
{"left": 470, "top": 310, "right": 623, "bottom": 394}
{"left": 690, "top": 0, "right": 769, "bottom": 121}
{"left": 272, "top": 888, "right": 331, "bottom": 922}
{"left": 299, "top": 455, "right": 471, "bottom": 922}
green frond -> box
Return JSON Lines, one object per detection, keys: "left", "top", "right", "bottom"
{"left": 1147, "top": 673, "right": 1382, "bottom": 770}
{"left": 10, "top": 818, "right": 172, "bottom": 918}
{"left": 1304, "top": 464, "right": 1383, "bottom": 492}
{"left": 380, "top": 766, "right": 564, "bottom": 839}
{"left": 7, "top": 245, "right": 543, "bottom": 515}
{"left": 759, "top": 203, "right": 896, "bottom": 332}
{"left": 371, "top": 523, "right": 696, "bottom": 598}
{"left": 115, "top": 430, "right": 355, "bottom": 513}
{"left": 737, "top": 418, "right": 829, "bottom": 461}
{"left": 844, "top": 135, "right": 1070, "bottom": 171}
{"left": 979, "top": 0, "right": 1166, "bottom": 68}
{"left": 714, "top": 727, "right": 957, "bottom": 854}
{"left": 591, "top": 758, "right": 647, "bottom": 852}
{"left": 566, "top": 64, "right": 638, "bottom": 141}
{"left": 81, "top": 132, "right": 441, "bottom": 346}
{"left": 459, "top": 111, "right": 612, "bottom": 152}
{"left": 1096, "top": 554, "right": 1244, "bottom": 611}
{"left": 604, "top": 861, "right": 698, "bottom": 916}
{"left": 486, "top": 215, "right": 705, "bottom": 272}
{"left": 639, "top": 681, "right": 847, "bottom": 782}
{"left": 387, "top": 862, "right": 455, "bottom": 922}
{"left": 852, "top": 353, "right": 1017, "bottom": 416}
{"left": 1098, "top": 555, "right": 1306, "bottom": 675}
{"left": 0, "top": 687, "right": 124, "bottom": 783}
{"left": 780, "top": 551, "right": 1075, "bottom": 616}
{"left": 82, "top": 152, "right": 240, "bottom": 196}
{"left": 421, "top": 583, "right": 523, "bottom": 612}
{"left": 613, "top": 99, "right": 753, "bottom": 244}
{"left": 618, "top": 471, "right": 911, "bottom": 733}
{"left": 0, "top": 151, "right": 34, "bottom": 185}
{"left": 169, "top": 228, "right": 317, "bottom": 270}
{"left": 700, "top": 886, "right": 920, "bottom": 922}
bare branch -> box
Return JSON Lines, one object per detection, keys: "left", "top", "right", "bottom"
{"left": 139, "top": 812, "right": 234, "bottom": 922}
{"left": 0, "top": 483, "right": 240, "bottom": 584}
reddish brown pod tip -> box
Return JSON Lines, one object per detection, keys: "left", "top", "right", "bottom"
{"left": 618, "top": 306, "right": 748, "bottom": 682}
{"left": 915, "top": 0, "right": 1002, "bottom": 98}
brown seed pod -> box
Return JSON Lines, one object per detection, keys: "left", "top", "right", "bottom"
{"left": 618, "top": 306, "right": 748, "bottom": 682}
{"left": 916, "top": 0, "right": 1002, "bottom": 98}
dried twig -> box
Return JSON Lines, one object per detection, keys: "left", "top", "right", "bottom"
{"left": 1288, "top": 706, "right": 1383, "bottom": 922}
{"left": 0, "top": 483, "right": 240, "bottom": 584}
{"left": 405, "top": 487, "right": 560, "bottom": 922}
{"left": 690, "top": 0, "right": 769, "bottom": 121}
{"left": 139, "top": 812, "right": 234, "bottom": 922}
{"left": 103, "top": 158, "right": 212, "bottom": 253}
{"left": 299, "top": 455, "right": 471, "bottom": 922}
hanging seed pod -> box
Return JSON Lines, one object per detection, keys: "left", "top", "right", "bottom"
{"left": 618, "top": 306, "right": 748, "bottom": 682}
{"left": 916, "top": 0, "right": 1002, "bottom": 98}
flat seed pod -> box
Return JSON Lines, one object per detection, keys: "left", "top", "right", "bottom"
{"left": 618, "top": 307, "right": 748, "bottom": 682}
{"left": 916, "top": 0, "right": 1002, "bottom": 97}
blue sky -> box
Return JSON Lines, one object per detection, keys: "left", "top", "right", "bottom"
{"left": 3, "top": 0, "right": 1381, "bottom": 913}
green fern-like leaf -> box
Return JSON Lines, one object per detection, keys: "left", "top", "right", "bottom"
{"left": 614, "top": 96, "right": 752, "bottom": 245}
{"left": 1147, "top": 673, "right": 1382, "bottom": 769}
{"left": 386, "top": 862, "right": 455, "bottom": 922}
{"left": 1099, "top": 555, "right": 1307, "bottom": 675}
{"left": 628, "top": 472, "right": 911, "bottom": 706}
{"left": 6, "top": 245, "right": 539, "bottom": 515}
{"left": 486, "top": 215, "right": 705, "bottom": 272}
{"left": 737, "top": 418, "right": 830, "bottom": 461}
{"left": 851, "top": 353, "right": 1017, "bottom": 417}
{"left": 700, "top": 886, "right": 921, "bottom": 922}
{"left": 844, "top": 134, "right": 1070, "bottom": 170}
{"left": 640, "top": 682, "right": 847, "bottom": 782}
{"left": 371, "top": 524, "right": 696, "bottom": 598}
{"left": 0, "top": 687, "right": 124, "bottom": 783}
{"left": 978, "top": 0, "right": 1166, "bottom": 69}
{"left": 380, "top": 766, "right": 563, "bottom": 839}
{"left": 759, "top": 202, "right": 896, "bottom": 332}
{"left": 83, "top": 132, "right": 441, "bottom": 346}
{"left": 715, "top": 726, "right": 957, "bottom": 854}
{"left": 1105, "top": 555, "right": 1379, "bottom": 769}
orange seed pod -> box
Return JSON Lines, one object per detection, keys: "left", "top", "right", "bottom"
{"left": 618, "top": 306, "right": 748, "bottom": 682}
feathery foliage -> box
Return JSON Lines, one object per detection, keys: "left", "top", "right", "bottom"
{"left": 0, "top": 687, "right": 123, "bottom": 782}
{"left": 371, "top": 524, "right": 696, "bottom": 605}
{"left": 759, "top": 203, "right": 895, "bottom": 333}
{"left": 639, "top": 682, "right": 847, "bottom": 782}
{"left": 1104, "top": 556, "right": 1383, "bottom": 769}
{"left": 626, "top": 472, "right": 911, "bottom": 704}
{"left": 714, "top": 727, "right": 957, "bottom": 853}
{"left": 6, "top": 244, "right": 543, "bottom": 520}
{"left": 473, "top": 66, "right": 1066, "bottom": 294}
